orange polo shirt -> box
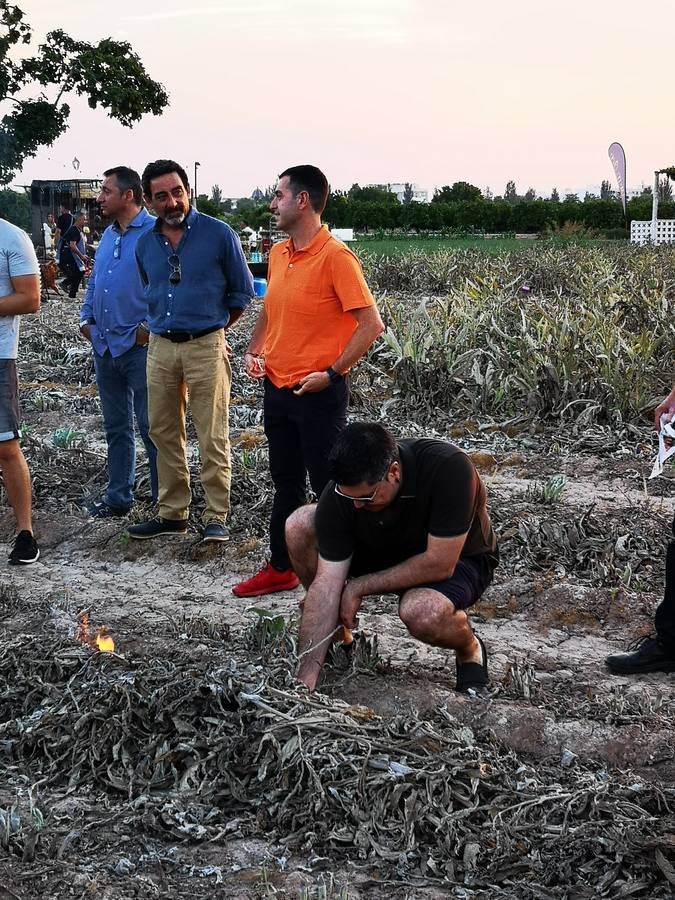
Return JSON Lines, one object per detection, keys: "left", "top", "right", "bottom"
{"left": 263, "top": 225, "right": 375, "bottom": 388}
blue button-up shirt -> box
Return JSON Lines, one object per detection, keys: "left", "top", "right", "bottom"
{"left": 80, "top": 208, "right": 155, "bottom": 358}
{"left": 135, "top": 207, "right": 253, "bottom": 334}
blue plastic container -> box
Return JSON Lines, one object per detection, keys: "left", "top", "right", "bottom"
{"left": 253, "top": 278, "right": 267, "bottom": 297}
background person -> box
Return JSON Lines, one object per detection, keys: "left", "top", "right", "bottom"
{"left": 127, "top": 159, "right": 253, "bottom": 543}
{"left": 59, "top": 210, "right": 88, "bottom": 298}
{"left": 42, "top": 213, "right": 55, "bottom": 254}
{"left": 286, "top": 423, "right": 499, "bottom": 693}
{"left": 0, "top": 217, "right": 41, "bottom": 564}
{"left": 79, "top": 166, "right": 158, "bottom": 518}
{"left": 606, "top": 385, "right": 675, "bottom": 674}
{"left": 232, "top": 165, "right": 383, "bottom": 598}
{"left": 54, "top": 203, "right": 73, "bottom": 264}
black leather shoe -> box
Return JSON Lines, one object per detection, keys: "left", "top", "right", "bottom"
{"left": 605, "top": 634, "right": 675, "bottom": 674}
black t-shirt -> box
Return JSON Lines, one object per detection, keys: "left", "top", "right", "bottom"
{"left": 61, "top": 224, "right": 82, "bottom": 254}
{"left": 56, "top": 212, "right": 74, "bottom": 234}
{"left": 315, "top": 439, "right": 498, "bottom": 573}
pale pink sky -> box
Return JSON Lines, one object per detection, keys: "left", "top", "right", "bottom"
{"left": 10, "top": 0, "right": 675, "bottom": 199}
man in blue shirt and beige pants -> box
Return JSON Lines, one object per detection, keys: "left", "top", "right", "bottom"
{"left": 80, "top": 166, "right": 158, "bottom": 518}
{"left": 127, "top": 159, "right": 253, "bottom": 543}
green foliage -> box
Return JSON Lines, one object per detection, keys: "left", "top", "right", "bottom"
{"left": 195, "top": 194, "right": 223, "bottom": 219}
{"left": 0, "top": 3, "right": 168, "bottom": 183}
{"left": 526, "top": 475, "right": 567, "bottom": 504}
{"left": 51, "top": 426, "right": 86, "bottom": 448}
{"left": 0, "top": 186, "right": 28, "bottom": 228}
{"left": 364, "top": 244, "right": 674, "bottom": 425}
{"left": 326, "top": 193, "right": 627, "bottom": 235}
{"left": 245, "top": 606, "right": 295, "bottom": 661}
{"left": 433, "top": 182, "right": 482, "bottom": 203}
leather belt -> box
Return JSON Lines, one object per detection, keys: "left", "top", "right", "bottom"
{"left": 157, "top": 325, "right": 223, "bottom": 343}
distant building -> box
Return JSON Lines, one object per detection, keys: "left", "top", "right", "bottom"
{"left": 23, "top": 178, "right": 102, "bottom": 249}
{"left": 251, "top": 187, "right": 265, "bottom": 203}
{"left": 389, "top": 183, "right": 428, "bottom": 203}
{"left": 366, "top": 183, "right": 429, "bottom": 203}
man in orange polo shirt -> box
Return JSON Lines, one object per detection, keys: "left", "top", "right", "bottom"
{"left": 233, "top": 165, "right": 384, "bottom": 598}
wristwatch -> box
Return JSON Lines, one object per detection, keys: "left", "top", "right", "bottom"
{"left": 325, "top": 366, "right": 343, "bottom": 384}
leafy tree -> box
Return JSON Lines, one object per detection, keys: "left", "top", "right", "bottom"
{"left": 348, "top": 183, "right": 398, "bottom": 204}
{"left": 504, "top": 180, "right": 518, "bottom": 204}
{"left": 658, "top": 177, "right": 673, "bottom": 202}
{"left": 550, "top": 188, "right": 560, "bottom": 202}
{"left": 433, "top": 181, "right": 481, "bottom": 203}
{"left": 210, "top": 184, "right": 223, "bottom": 210}
{"left": 523, "top": 188, "right": 536, "bottom": 202}
{"left": 483, "top": 186, "right": 493, "bottom": 201}
{"left": 564, "top": 193, "right": 579, "bottom": 202}
{"left": 0, "top": 2, "right": 168, "bottom": 184}
{"left": 583, "top": 191, "right": 597, "bottom": 201}
{"left": 0, "top": 186, "right": 28, "bottom": 227}
{"left": 600, "top": 179, "right": 614, "bottom": 200}
{"left": 196, "top": 194, "right": 223, "bottom": 219}
{"left": 402, "top": 182, "right": 414, "bottom": 205}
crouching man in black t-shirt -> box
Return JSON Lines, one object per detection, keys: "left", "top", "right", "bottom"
{"left": 287, "top": 422, "right": 499, "bottom": 693}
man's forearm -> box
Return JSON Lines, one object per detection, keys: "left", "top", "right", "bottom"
{"left": 332, "top": 313, "right": 384, "bottom": 374}
{"left": 247, "top": 308, "right": 268, "bottom": 355}
{"left": 297, "top": 582, "right": 342, "bottom": 690}
{"left": 0, "top": 289, "right": 40, "bottom": 315}
{"left": 226, "top": 308, "right": 244, "bottom": 329}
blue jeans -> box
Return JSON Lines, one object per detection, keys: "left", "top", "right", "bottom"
{"left": 93, "top": 345, "right": 158, "bottom": 510}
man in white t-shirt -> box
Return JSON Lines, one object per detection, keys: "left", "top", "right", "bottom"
{"left": 0, "top": 219, "right": 41, "bottom": 563}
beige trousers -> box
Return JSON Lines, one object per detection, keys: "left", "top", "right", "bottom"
{"left": 146, "top": 329, "right": 231, "bottom": 523}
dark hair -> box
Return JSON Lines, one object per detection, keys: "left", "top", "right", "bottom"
{"left": 103, "top": 166, "right": 143, "bottom": 204}
{"left": 141, "top": 159, "right": 189, "bottom": 197}
{"left": 279, "top": 165, "right": 329, "bottom": 214}
{"left": 328, "top": 422, "right": 399, "bottom": 486}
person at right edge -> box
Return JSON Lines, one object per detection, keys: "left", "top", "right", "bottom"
{"left": 606, "top": 385, "right": 675, "bottom": 675}
{"left": 232, "top": 165, "right": 384, "bottom": 598}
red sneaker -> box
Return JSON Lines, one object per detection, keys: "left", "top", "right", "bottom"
{"left": 232, "top": 563, "right": 300, "bottom": 598}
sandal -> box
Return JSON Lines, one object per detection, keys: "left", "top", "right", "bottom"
{"left": 455, "top": 635, "right": 489, "bottom": 693}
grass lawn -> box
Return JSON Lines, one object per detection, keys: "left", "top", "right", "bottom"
{"left": 352, "top": 235, "right": 621, "bottom": 255}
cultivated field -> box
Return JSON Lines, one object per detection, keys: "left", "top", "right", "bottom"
{"left": 0, "top": 244, "right": 674, "bottom": 899}
{"left": 352, "top": 236, "right": 622, "bottom": 255}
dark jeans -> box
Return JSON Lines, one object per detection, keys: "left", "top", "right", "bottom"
{"left": 264, "top": 377, "right": 349, "bottom": 570}
{"left": 59, "top": 253, "right": 83, "bottom": 298}
{"left": 93, "top": 345, "right": 158, "bottom": 510}
{"left": 655, "top": 517, "right": 675, "bottom": 650}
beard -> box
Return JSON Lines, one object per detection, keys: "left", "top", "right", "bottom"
{"left": 164, "top": 208, "right": 186, "bottom": 226}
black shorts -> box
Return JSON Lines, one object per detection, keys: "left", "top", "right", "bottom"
{"left": 0, "top": 359, "right": 20, "bottom": 442}
{"left": 350, "top": 552, "right": 498, "bottom": 611}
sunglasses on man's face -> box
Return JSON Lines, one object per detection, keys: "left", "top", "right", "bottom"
{"left": 168, "top": 253, "right": 181, "bottom": 285}
{"left": 334, "top": 483, "right": 380, "bottom": 504}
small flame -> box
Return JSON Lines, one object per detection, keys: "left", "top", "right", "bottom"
{"left": 94, "top": 628, "right": 115, "bottom": 653}
{"left": 76, "top": 610, "right": 115, "bottom": 653}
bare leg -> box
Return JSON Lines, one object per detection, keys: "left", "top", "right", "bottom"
{"left": 285, "top": 504, "right": 319, "bottom": 588}
{"left": 0, "top": 440, "right": 33, "bottom": 533}
{"left": 399, "top": 588, "right": 481, "bottom": 664}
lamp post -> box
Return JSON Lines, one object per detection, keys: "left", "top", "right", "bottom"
{"left": 193, "top": 161, "right": 201, "bottom": 209}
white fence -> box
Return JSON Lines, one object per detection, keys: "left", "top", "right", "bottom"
{"left": 630, "top": 219, "right": 675, "bottom": 245}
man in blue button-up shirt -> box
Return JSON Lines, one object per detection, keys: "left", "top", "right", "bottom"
{"left": 80, "top": 166, "right": 158, "bottom": 518}
{"left": 127, "top": 159, "right": 253, "bottom": 543}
